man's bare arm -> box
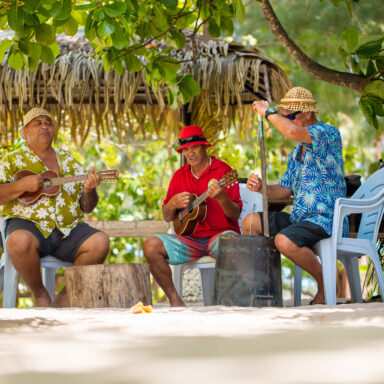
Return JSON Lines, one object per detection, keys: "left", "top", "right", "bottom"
{"left": 162, "top": 192, "right": 192, "bottom": 222}
{"left": 0, "top": 175, "right": 43, "bottom": 205}
{"left": 79, "top": 189, "right": 99, "bottom": 214}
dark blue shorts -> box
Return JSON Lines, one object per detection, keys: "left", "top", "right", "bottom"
{"left": 259, "top": 212, "right": 330, "bottom": 249}
{"left": 3, "top": 218, "right": 101, "bottom": 262}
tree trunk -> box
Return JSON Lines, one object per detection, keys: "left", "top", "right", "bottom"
{"left": 64, "top": 264, "right": 152, "bottom": 308}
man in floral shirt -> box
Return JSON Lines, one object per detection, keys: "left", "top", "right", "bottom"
{"left": 0, "top": 108, "right": 109, "bottom": 307}
{"left": 243, "top": 87, "right": 346, "bottom": 305}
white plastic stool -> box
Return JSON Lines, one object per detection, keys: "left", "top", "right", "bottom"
{"left": 173, "top": 256, "right": 216, "bottom": 305}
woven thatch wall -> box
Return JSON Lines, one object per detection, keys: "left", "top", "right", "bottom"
{"left": 0, "top": 33, "right": 291, "bottom": 147}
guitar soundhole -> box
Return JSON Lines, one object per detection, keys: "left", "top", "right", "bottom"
{"left": 42, "top": 179, "right": 52, "bottom": 188}
{"left": 188, "top": 205, "right": 193, "bottom": 214}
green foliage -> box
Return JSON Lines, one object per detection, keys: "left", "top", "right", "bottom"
{"left": 0, "top": 0, "right": 246, "bottom": 106}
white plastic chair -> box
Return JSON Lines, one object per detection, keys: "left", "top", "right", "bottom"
{"left": 173, "top": 183, "right": 262, "bottom": 305}
{"left": 293, "top": 168, "right": 384, "bottom": 306}
{"left": 0, "top": 217, "right": 72, "bottom": 308}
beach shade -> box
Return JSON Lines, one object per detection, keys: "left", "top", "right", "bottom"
{"left": 0, "top": 32, "right": 291, "bottom": 147}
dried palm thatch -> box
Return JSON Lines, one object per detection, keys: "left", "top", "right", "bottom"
{"left": 0, "top": 33, "right": 291, "bottom": 147}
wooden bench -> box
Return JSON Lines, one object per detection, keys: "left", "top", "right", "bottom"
{"left": 86, "top": 220, "right": 172, "bottom": 238}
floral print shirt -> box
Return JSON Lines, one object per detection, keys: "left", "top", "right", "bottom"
{"left": 0, "top": 146, "right": 85, "bottom": 238}
{"left": 279, "top": 121, "right": 347, "bottom": 236}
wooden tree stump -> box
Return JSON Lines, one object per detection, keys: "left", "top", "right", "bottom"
{"left": 64, "top": 264, "right": 152, "bottom": 308}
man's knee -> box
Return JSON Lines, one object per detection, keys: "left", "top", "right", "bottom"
{"left": 81, "top": 232, "right": 109, "bottom": 262}
{"left": 242, "top": 213, "right": 262, "bottom": 235}
{"left": 274, "top": 233, "right": 294, "bottom": 253}
{"left": 6, "top": 230, "right": 39, "bottom": 256}
{"left": 143, "top": 237, "right": 165, "bottom": 262}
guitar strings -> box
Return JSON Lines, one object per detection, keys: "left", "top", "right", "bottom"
{"left": 180, "top": 174, "right": 234, "bottom": 219}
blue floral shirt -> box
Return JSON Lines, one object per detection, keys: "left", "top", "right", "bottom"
{"left": 279, "top": 121, "right": 347, "bottom": 236}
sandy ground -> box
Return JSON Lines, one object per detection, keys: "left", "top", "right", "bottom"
{"left": 1, "top": 303, "right": 384, "bottom": 384}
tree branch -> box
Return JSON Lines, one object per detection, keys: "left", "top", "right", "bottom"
{"left": 259, "top": 0, "right": 370, "bottom": 93}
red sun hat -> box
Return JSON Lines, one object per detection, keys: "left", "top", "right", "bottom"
{"left": 177, "top": 125, "right": 211, "bottom": 153}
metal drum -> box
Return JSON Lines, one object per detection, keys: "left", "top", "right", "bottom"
{"left": 213, "top": 234, "right": 282, "bottom": 307}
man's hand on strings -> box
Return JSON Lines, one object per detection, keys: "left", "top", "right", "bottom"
{"left": 207, "top": 179, "right": 226, "bottom": 201}
{"left": 247, "top": 173, "right": 262, "bottom": 192}
{"left": 84, "top": 166, "right": 101, "bottom": 193}
{"left": 170, "top": 192, "right": 192, "bottom": 209}
{"left": 22, "top": 174, "right": 43, "bottom": 193}
{"left": 252, "top": 100, "right": 269, "bottom": 116}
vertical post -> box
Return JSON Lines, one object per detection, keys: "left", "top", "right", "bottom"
{"left": 179, "top": 103, "right": 191, "bottom": 167}
{"left": 258, "top": 114, "right": 269, "bottom": 238}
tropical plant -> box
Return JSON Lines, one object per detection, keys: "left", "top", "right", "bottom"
{"left": 0, "top": 0, "right": 246, "bottom": 106}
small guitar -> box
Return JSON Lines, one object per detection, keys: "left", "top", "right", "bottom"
{"left": 173, "top": 170, "right": 238, "bottom": 236}
{"left": 15, "top": 169, "right": 119, "bottom": 206}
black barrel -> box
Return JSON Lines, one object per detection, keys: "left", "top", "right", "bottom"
{"left": 213, "top": 234, "right": 282, "bottom": 307}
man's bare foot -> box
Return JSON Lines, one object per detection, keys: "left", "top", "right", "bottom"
{"left": 169, "top": 295, "right": 187, "bottom": 307}
{"left": 310, "top": 290, "right": 325, "bottom": 305}
{"left": 34, "top": 292, "right": 52, "bottom": 307}
{"left": 51, "top": 291, "right": 69, "bottom": 308}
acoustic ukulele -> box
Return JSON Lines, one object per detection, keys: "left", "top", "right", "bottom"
{"left": 173, "top": 170, "right": 238, "bottom": 236}
{"left": 15, "top": 169, "right": 119, "bottom": 206}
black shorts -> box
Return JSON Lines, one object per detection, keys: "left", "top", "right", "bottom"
{"left": 2, "top": 218, "right": 101, "bottom": 263}
{"left": 259, "top": 212, "right": 330, "bottom": 249}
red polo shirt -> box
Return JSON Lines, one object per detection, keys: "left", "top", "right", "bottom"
{"left": 163, "top": 157, "right": 242, "bottom": 237}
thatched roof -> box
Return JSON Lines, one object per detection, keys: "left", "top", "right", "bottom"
{"left": 0, "top": 32, "right": 291, "bottom": 146}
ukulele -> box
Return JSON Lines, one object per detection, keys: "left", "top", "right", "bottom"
{"left": 15, "top": 169, "right": 119, "bottom": 206}
{"left": 173, "top": 170, "right": 238, "bottom": 236}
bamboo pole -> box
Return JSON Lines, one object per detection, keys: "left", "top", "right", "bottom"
{"left": 258, "top": 113, "right": 269, "bottom": 238}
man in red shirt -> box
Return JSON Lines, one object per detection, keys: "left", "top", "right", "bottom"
{"left": 144, "top": 125, "right": 242, "bottom": 306}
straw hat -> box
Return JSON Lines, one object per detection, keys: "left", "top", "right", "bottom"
{"left": 23, "top": 107, "right": 53, "bottom": 127}
{"left": 276, "top": 87, "right": 319, "bottom": 113}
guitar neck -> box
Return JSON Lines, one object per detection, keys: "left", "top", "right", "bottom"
{"left": 50, "top": 174, "right": 88, "bottom": 186}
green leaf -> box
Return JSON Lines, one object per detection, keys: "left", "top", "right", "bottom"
{"left": 35, "top": 23, "right": 56, "bottom": 46}
{"left": 175, "top": 13, "right": 196, "bottom": 29}
{"left": 341, "top": 27, "right": 359, "bottom": 52}
{"left": 28, "top": 42, "right": 42, "bottom": 72}
{"left": 49, "top": 41, "right": 60, "bottom": 58}
{"left": 63, "top": 15, "right": 78, "bottom": 36}
{"left": 365, "top": 96, "right": 384, "bottom": 116}
{"left": 363, "top": 80, "right": 384, "bottom": 100}
{"left": 168, "top": 30, "right": 186, "bottom": 49}
{"left": 233, "top": 0, "right": 245, "bottom": 23}
{"left": 40, "top": 44, "right": 55, "bottom": 64}
{"left": 0, "top": 39, "right": 12, "bottom": 63}
{"left": 366, "top": 60, "right": 376, "bottom": 77}
{"left": 111, "top": 22, "right": 127, "bottom": 50}
{"left": 85, "top": 13, "right": 96, "bottom": 40}
{"left": 179, "top": 74, "right": 200, "bottom": 103}
{"left": 158, "top": 58, "right": 180, "bottom": 81}
{"left": 159, "top": 0, "right": 178, "bottom": 8}
{"left": 52, "top": 0, "right": 72, "bottom": 21}
{"left": 7, "top": 5, "right": 24, "bottom": 33}
{"left": 24, "top": 13, "right": 41, "bottom": 26}
{"left": 355, "top": 37, "right": 384, "bottom": 56}
{"left": 75, "top": 3, "right": 98, "bottom": 11}
{"left": 153, "top": 4, "right": 169, "bottom": 30}
{"left": 103, "top": 2, "right": 127, "bottom": 18}
{"left": 8, "top": 50, "right": 25, "bottom": 70}
{"left": 359, "top": 97, "right": 378, "bottom": 128}
{"left": 124, "top": 53, "right": 142, "bottom": 72}
{"left": 18, "top": 38, "right": 31, "bottom": 55}
{"left": 24, "top": 0, "right": 42, "bottom": 14}
{"left": 97, "top": 19, "right": 115, "bottom": 36}
{"left": 129, "top": 44, "right": 147, "bottom": 55}
{"left": 220, "top": 17, "right": 234, "bottom": 36}
{"left": 208, "top": 19, "right": 220, "bottom": 38}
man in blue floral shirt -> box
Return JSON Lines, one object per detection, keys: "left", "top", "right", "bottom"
{"left": 242, "top": 87, "right": 346, "bottom": 305}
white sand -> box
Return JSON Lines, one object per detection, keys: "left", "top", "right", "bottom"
{"left": 1, "top": 303, "right": 384, "bottom": 384}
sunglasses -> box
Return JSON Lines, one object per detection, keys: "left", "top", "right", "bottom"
{"left": 282, "top": 111, "right": 301, "bottom": 120}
